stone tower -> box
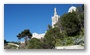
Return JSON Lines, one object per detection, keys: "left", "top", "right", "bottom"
{"left": 52, "top": 8, "right": 60, "bottom": 28}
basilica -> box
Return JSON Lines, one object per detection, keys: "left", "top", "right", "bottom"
{"left": 32, "top": 6, "right": 77, "bottom": 39}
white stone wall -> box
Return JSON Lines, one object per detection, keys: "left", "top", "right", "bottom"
{"left": 32, "top": 33, "right": 45, "bottom": 39}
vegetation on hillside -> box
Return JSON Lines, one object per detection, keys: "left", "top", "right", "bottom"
{"left": 4, "top": 4, "right": 84, "bottom": 49}
{"left": 17, "top": 29, "right": 32, "bottom": 45}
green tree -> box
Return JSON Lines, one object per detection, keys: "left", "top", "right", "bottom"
{"left": 76, "top": 5, "right": 84, "bottom": 34}
{"left": 79, "top": 13, "right": 84, "bottom": 28}
{"left": 44, "top": 27, "right": 64, "bottom": 48}
{"left": 17, "top": 29, "right": 32, "bottom": 45}
{"left": 48, "top": 24, "right": 52, "bottom": 29}
{"left": 4, "top": 39, "right": 8, "bottom": 43}
{"left": 61, "top": 12, "right": 81, "bottom": 36}
{"left": 82, "top": 4, "right": 84, "bottom": 11}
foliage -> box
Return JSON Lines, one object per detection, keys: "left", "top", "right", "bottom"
{"left": 61, "top": 12, "right": 81, "bottom": 36}
{"left": 17, "top": 29, "right": 32, "bottom": 39}
{"left": 82, "top": 4, "right": 84, "bottom": 11}
{"left": 55, "top": 39, "right": 62, "bottom": 46}
{"left": 77, "top": 5, "right": 84, "bottom": 28}
{"left": 17, "top": 29, "right": 32, "bottom": 45}
{"left": 27, "top": 38, "right": 49, "bottom": 49}
{"left": 48, "top": 24, "right": 52, "bottom": 29}
{"left": 27, "top": 38, "right": 40, "bottom": 49}
{"left": 65, "top": 37, "right": 73, "bottom": 45}
{"left": 4, "top": 39, "right": 8, "bottom": 43}
{"left": 4, "top": 43, "right": 18, "bottom": 49}
{"left": 44, "top": 27, "right": 64, "bottom": 48}
{"left": 79, "top": 13, "right": 84, "bottom": 28}
{"left": 61, "top": 35, "right": 84, "bottom": 46}
{"left": 77, "top": 6, "right": 83, "bottom": 14}
{"left": 73, "top": 36, "right": 84, "bottom": 45}
{"left": 10, "top": 41, "right": 20, "bottom": 45}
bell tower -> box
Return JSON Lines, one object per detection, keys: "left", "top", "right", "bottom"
{"left": 52, "top": 7, "right": 60, "bottom": 28}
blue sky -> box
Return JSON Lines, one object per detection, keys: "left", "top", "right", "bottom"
{"left": 4, "top": 4, "right": 82, "bottom": 42}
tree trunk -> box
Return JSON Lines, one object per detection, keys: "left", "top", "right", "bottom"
{"left": 24, "top": 36, "right": 28, "bottom": 45}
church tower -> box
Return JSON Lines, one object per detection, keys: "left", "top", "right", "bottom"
{"left": 52, "top": 8, "right": 60, "bottom": 28}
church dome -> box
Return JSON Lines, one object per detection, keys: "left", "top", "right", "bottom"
{"left": 68, "top": 6, "right": 77, "bottom": 13}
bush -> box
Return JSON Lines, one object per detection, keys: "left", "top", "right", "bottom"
{"left": 55, "top": 39, "right": 62, "bottom": 46}
{"left": 44, "top": 27, "right": 64, "bottom": 48}
{"left": 65, "top": 37, "right": 73, "bottom": 46}
{"left": 61, "top": 12, "right": 81, "bottom": 36}
{"left": 27, "top": 38, "right": 50, "bottom": 49}
{"left": 5, "top": 44, "right": 18, "bottom": 49}
{"left": 73, "top": 36, "right": 84, "bottom": 45}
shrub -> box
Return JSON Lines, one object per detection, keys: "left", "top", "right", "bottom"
{"left": 27, "top": 38, "right": 50, "bottom": 49}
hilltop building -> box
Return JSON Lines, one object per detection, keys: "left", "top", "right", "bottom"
{"left": 68, "top": 6, "right": 77, "bottom": 13}
{"left": 32, "top": 6, "right": 77, "bottom": 39}
{"left": 52, "top": 8, "right": 60, "bottom": 28}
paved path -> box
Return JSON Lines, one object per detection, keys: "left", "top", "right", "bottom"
{"left": 8, "top": 43, "right": 19, "bottom": 49}
{"left": 55, "top": 45, "right": 84, "bottom": 49}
